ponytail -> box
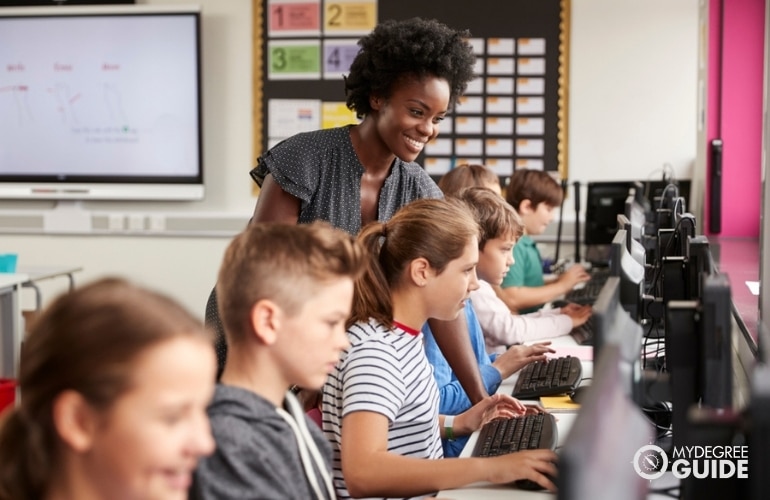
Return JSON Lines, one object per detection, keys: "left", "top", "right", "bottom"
{"left": 349, "top": 222, "right": 394, "bottom": 327}
{"left": 348, "top": 199, "right": 479, "bottom": 327}
{"left": 0, "top": 408, "right": 49, "bottom": 500}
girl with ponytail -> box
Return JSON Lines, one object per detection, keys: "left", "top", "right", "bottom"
{"left": 321, "top": 198, "right": 558, "bottom": 500}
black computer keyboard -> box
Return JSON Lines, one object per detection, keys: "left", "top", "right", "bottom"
{"left": 511, "top": 356, "right": 582, "bottom": 399}
{"left": 570, "top": 315, "right": 596, "bottom": 345}
{"left": 564, "top": 268, "right": 611, "bottom": 304}
{"left": 471, "top": 413, "right": 558, "bottom": 457}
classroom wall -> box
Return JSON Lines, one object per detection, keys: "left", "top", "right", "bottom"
{"left": 0, "top": 0, "right": 701, "bottom": 318}
{"left": 709, "top": 0, "right": 765, "bottom": 237}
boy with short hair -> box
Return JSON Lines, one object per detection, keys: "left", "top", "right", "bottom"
{"left": 452, "top": 187, "right": 592, "bottom": 355}
{"left": 190, "top": 222, "right": 365, "bottom": 500}
{"left": 498, "top": 169, "right": 590, "bottom": 313}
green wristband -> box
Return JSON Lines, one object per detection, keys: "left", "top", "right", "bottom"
{"left": 444, "top": 415, "right": 456, "bottom": 441}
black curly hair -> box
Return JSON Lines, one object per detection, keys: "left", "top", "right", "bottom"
{"left": 344, "top": 17, "right": 476, "bottom": 118}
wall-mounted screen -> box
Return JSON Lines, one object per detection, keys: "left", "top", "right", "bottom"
{"left": 0, "top": 5, "right": 203, "bottom": 201}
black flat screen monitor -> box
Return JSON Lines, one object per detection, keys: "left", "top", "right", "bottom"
{"left": 585, "top": 182, "right": 634, "bottom": 246}
{"left": 617, "top": 213, "right": 646, "bottom": 268}
{"left": 624, "top": 194, "right": 647, "bottom": 242}
{"left": 749, "top": 363, "right": 770, "bottom": 499}
{"left": 0, "top": 5, "right": 204, "bottom": 201}
{"left": 665, "top": 273, "right": 733, "bottom": 449}
{"left": 609, "top": 229, "right": 645, "bottom": 322}
{"left": 557, "top": 343, "right": 653, "bottom": 500}
{"left": 592, "top": 276, "right": 644, "bottom": 402}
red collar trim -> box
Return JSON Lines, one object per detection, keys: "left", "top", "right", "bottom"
{"left": 393, "top": 321, "right": 421, "bottom": 336}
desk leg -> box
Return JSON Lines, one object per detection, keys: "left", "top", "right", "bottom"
{"left": 0, "top": 285, "right": 22, "bottom": 381}
{"left": 22, "top": 282, "right": 42, "bottom": 311}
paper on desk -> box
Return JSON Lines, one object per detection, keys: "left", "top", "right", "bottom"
{"left": 540, "top": 395, "right": 580, "bottom": 411}
{"left": 545, "top": 345, "right": 593, "bottom": 361}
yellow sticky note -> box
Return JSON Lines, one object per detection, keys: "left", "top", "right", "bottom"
{"left": 540, "top": 395, "right": 580, "bottom": 411}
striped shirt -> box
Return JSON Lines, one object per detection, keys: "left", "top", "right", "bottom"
{"left": 321, "top": 318, "right": 443, "bottom": 500}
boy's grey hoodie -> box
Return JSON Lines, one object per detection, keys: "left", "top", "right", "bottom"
{"left": 190, "top": 384, "right": 334, "bottom": 500}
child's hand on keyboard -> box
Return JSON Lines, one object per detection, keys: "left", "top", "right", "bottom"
{"left": 486, "top": 449, "right": 558, "bottom": 492}
{"left": 455, "top": 394, "right": 528, "bottom": 435}
{"left": 492, "top": 342, "right": 555, "bottom": 378}
{"left": 559, "top": 303, "right": 592, "bottom": 327}
{"left": 556, "top": 264, "right": 591, "bottom": 293}
{"left": 522, "top": 403, "right": 547, "bottom": 415}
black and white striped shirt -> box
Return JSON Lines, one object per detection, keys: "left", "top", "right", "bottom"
{"left": 321, "top": 318, "right": 443, "bottom": 500}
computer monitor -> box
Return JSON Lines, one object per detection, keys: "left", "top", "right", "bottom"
{"left": 609, "top": 229, "right": 645, "bottom": 322}
{"left": 665, "top": 273, "right": 733, "bottom": 449}
{"left": 557, "top": 343, "right": 653, "bottom": 500}
{"left": 624, "top": 194, "right": 647, "bottom": 242}
{"left": 686, "top": 235, "right": 714, "bottom": 301}
{"left": 617, "top": 213, "right": 646, "bottom": 268}
{"left": 0, "top": 5, "right": 204, "bottom": 201}
{"left": 585, "top": 182, "right": 634, "bottom": 247}
{"left": 592, "top": 276, "right": 645, "bottom": 401}
{"left": 653, "top": 183, "right": 682, "bottom": 231}
{"left": 655, "top": 230, "right": 709, "bottom": 304}
{"left": 749, "top": 363, "right": 770, "bottom": 499}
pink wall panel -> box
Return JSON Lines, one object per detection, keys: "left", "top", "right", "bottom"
{"left": 708, "top": 0, "right": 765, "bottom": 237}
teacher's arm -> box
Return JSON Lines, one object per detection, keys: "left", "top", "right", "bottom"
{"left": 251, "top": 174, "right": 301, "bottom": 225}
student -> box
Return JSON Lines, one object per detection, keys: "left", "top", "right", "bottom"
{"left": 191, "top": 222, "right": 365, "bottom": 500}
{"left": 452, "top": 187, "right": 592, "bottom": 354}
{"left": 321, "top": 199, "right": 558, "bottom": 500}
{"left": 498, "top": 168, "right": 591, "bottom": 313}
{"left": 247, "top": 16, "right": 487, "bottom": 408}
{"left": 423, "top": 165, "right": 555, "bottom": 458}
{"left": 0, "top": 278, "right": 216, "bottom": 500}
{"left": 437, "top": 162, "right": 502, "bottom": 196}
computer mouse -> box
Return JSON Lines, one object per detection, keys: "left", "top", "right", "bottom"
{"left": 568, "top": 385, "right": 591, "bottom": 405}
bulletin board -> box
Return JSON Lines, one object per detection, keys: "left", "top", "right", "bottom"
{"left": 252, "top": 0, "right": 570, "bottom": 180}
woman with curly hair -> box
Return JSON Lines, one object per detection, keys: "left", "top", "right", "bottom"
{"left": 250, "top": 17, "right": 476, "bottom": 232}
{"left": 244, "top": 17, "right": 489, "bottom": 404}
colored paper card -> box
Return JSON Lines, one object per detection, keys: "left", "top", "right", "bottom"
{"left": 540, "top": 395, "right": 580, "bottom": 411}
{"left": 517, "top": 77, "right": 545, "bottom": 95}
{"left": 268, "top": 98, "right": 321, "bottom": 139}
{"left": 518, "top": 38, "right": 546, "bottom": 56}
{"left": 268, "top": 40, "right": 321, "bottom": 80}
{"left": 485, "top": 117, "right": 514, "bottom": 135}
{"left": 323, "top": 0, "right": 377, "bottom": 36}
{"left": 321, "top": 101, "right": 357, "bottom": 129}
{"left": 268, "top": 0, "right": 321, "bottom": 37}
{"left": 487, "top": 37, "right": 515, "bottom": 56}
{"left": 518, "top": 57, "right": 546, "bottom": 76}
{"left": 323, "top": 39, "right": 359, "bottom": 79}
